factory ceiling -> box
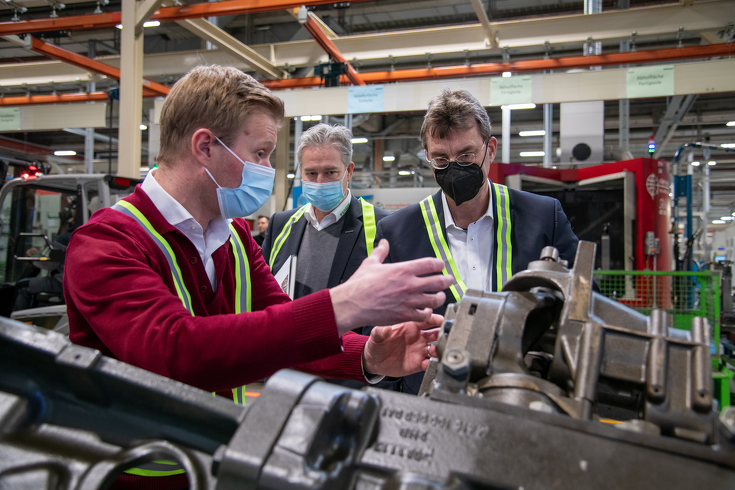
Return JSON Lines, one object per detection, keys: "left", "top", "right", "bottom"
{"left": 0, "top": 0, "right": 733, "bottom": 216}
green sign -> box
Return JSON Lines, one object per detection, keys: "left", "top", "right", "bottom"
{"left": 626, "top": 65, "right": 675, "bottom": 98}
{"left": 0, "top": 108, "right": 20, "bottom": 131}
{"left": 490, "top": 76, "right": 532, "bottom": 106}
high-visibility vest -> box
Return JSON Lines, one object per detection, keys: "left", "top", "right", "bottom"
{"left": 267, "top": 198, "right": 378, "bottom": 271}
{"left": 112, "top": 200, "right": 251, "bottom": 477}
{"left": 419, "top": 182, "right": 513, "bottom": 301}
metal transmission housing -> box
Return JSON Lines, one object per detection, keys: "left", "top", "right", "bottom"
{"left": 1, "top": 242, "right": 734, "bottom": 489}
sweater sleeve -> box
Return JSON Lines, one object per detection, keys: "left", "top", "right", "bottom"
{"left": 64, "top": 218, "right": 363, "bottom": 392}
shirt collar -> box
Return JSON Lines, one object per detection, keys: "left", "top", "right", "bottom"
{"left": 304, "top": 189, "right": 352, "bottom": 229}
{"left": 141, "top": 169, "right": 231, "bottom": 239}
{"left": 441, "top": 184, "right": 494, "bottom": 232}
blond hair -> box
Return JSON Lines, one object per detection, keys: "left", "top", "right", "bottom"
{"left": 158, "top": 65, "right": 285, "bottom": 164}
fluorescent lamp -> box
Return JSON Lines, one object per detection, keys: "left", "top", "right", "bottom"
{"left": 501, "top": 103, "right": 536, "bottom": 110}
{"left": 691, "top": 161, "right": 701, "bottom": 166}
{"left": 502, "top": 71, "right": 512, "bottom": 78}
{"left": 519, "top": 130, "right": 546, "bottom": 137}
{"left": 727, "top": 121, "right": 735, "bottom": 127}
{"left": 300, "top": 115, "right": 323, "bottom": 121}
{"left": 54, "top": 150, "right": 76, "bottom": 156}
{"left": 351, "top": 138, "right": 368, "bottom": 144}
{"left": 713, "top": 220, "right": 726, "bottom": 224}
{"left": 383, "top": 156, "right": 395, "bottom": 162}
{"left": 721, "top": 216, "right": 734, "bottom": 221}
{"left": 721, "top": 143, "right": 735, "bottom": 148}
{"left": 708, "top": 160, "right": 716, "bottom": 166}
{"left": 398, "top": 170, "right": 414, "bottom": 176}
{"left": 520, "top": 151, "right": 545, "bottom": 157}
{"left": 287, "top": 173, "right": 295, "bottom": 179}
{"left": 139, "top": 124, "right": 147, "bottom": 130}
{"left": 144, "top": 21, "right": 160, "bottom": 28}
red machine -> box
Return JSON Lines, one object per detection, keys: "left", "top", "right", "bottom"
{"left": 490, "top": 158, "right": 672, "bottom": 308}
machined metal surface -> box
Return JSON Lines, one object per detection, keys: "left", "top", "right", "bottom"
{"left": 1, "top": 241, "right": 733, "bottom": 489}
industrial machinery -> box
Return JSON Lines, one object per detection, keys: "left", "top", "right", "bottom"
{"left": 1, "top": 242, "right": 734, "bottom": 489}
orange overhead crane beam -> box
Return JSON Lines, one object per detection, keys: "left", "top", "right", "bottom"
{"left": 5, "top": 43, "right": 732, "bottom": 106}
{"left": 29, "top": 37, "right": 170, "bottom": 96}
{"left": 261, "top": 42, "right": 735, "bottom": 89}
{"left": 0, "top": 92, "right": 110, "bottom": 107}
{"left": 301, "top": 13, "right": 365, "bottom": 86}
{"left": 0, "top": 0, "right": 373, "bottom": 36}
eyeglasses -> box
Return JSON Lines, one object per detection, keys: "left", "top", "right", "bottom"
{"left": 427, "top": 141, "right": 488, "bottom": 170}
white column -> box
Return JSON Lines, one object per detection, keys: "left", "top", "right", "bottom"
{"left": 118, "top": 1, "right": 144, "bottom": 178}
{"left": 543, "top": 103, "right": 552, "bottom": 168}
{"left": 502, "top": 106, "right": 510, "bottom": 163}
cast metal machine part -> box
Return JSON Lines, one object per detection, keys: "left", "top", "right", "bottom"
{"left": 1, "top": 242, "right": 734, "bottom": 489}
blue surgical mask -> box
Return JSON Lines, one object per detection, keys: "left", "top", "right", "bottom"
{"left": 302, "top": 170, "right": 347, "bottom": 212}
{"left": 204, "top": 136, "right": 275, "bottom": 219}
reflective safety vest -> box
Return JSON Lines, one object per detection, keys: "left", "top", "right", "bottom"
{"left": 267, "top": 198, "right": 378, "bottom": 271}
{"left": 419, "top": 183, "right": 513, "bottom": 301}
{"left": 112, "top": 200, "right": 252, "bottom": 477}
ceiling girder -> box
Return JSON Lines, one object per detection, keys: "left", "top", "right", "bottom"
{"left": 0, "top": 0, "right": 375, "bottom": 36}
{"left": 301, "top": 11, "right": 364, "bottom": 86}
{"left": 653, "top": 94, "right": 698, "bottom": 159}
{"left": 469, "top": 0, "right": 498, "bottom": 48}
{"left": 175, "top": 18, "right": 285, "bottom": 79}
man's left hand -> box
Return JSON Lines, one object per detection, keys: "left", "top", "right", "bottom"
{"left": 362, "top": 314, "right": 443, "bottom": 377}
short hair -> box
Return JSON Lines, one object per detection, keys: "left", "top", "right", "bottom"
{"left": 257, "top": 215, "right": 269, "bottom": 221}
{"left": 420, "top": 89, "right": 492, "bottom": 149}
{"left": 296, "top": 123, "right": 353, "bottom": 168}
{"left": 158, "top": 65, "right": 285, "bottom": 164}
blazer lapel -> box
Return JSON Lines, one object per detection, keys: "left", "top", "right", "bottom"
{"left": 327, "top": 195, "right": 362, "bottom": 287}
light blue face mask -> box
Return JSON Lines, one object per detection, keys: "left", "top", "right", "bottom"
{"left": 302, "top": 170, "right": 348, "bottom": 212}
{"left": 204, "top": 136, "right": 275, "bottom": 219}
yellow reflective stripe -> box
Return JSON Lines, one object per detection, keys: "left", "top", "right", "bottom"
{"left": 268, "top": 205, "right": 308, "bottom": 270}
{"left": 124, "top": 460, "right": 186, "bottom": 477}
{"left": 492, "top": 183, "right": 513, "bottom": 291}
{"left": 419, "top": 197, "right": 466, "bottom": 302}
{"left": 115, "top": 200, "right": 194, "bottom": 315}
{"left": 228, "top": 224, "right": 251, "bottom": 314}
{"left": 360, "top": 198, "right": 377, "bottom": 256}
{"left": 232, "top": 384, "right": 247, "bottom": 406}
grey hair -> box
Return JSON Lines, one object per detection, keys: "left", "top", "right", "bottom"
{"left": 296, "top": 123, "right": 353, "bottom": 167}
{"left": 420, "top": 89, "right": 492, "bottom": 149}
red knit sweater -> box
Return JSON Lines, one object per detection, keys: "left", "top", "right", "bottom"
{"left": 64, "top": 186, "right": 368, "bottom": 393}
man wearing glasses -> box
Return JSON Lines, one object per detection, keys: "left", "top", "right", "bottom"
{"left": 370, "top": 88, "right": 579, "bottom": 395}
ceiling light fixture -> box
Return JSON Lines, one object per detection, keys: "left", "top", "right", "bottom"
{"left": 519, "top": 130, "right": 546, "bottom": 137}
{"left": 351, "top": 138, "right": 368, "bottom": 144}
{"left": 708, "top": 160, "right": 716, "bottom": 166}
{"left": 520, "top": 151, "right": 545, "bottom": 157}
{"left": 501, "top": 103, "right": 536, "bottom": 110}
{"left": 691, "top": 161, "right": 701, "bottom": 166}
{"left": 383, "top": 156, "right": 395, "bottom": 162}
{"left": 54, "top": 150, "right": 76, "bottom": 156}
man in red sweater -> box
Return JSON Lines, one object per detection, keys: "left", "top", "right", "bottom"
{"left": 64, "top": 67, "right": 451, "bottom": 406}
{"left": 64, "top": 64, "right": 453, "bottom": 488}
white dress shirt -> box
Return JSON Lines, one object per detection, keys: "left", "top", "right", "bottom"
{"left": 303, "top": 189, "right": 352, "bottom": 230}
{"left": 441, "top": 188, "right": 495, "bottom": 292}
{"left": 142, "top": 170, "right": 231, "bottom": 290}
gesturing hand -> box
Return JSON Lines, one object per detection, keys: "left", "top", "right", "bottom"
{"left": 330, "top": 239, "right": 453, "bottom": 335}
{"left": 362, "top": 314, "right": 443, "bottom": 377}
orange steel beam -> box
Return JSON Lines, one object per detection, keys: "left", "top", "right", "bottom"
{"left": 302, "top": 14, "right": 365, "bottom": 86}
{"left": 0, "top": 0, "right": 373, "bottom": 36}
{"left": 0, "top": 91, "right": 162, "bottom": 107}
{"left": 29, "top": 37, "right": 170, "bottom": 96}
{"left": 262, "top": 43, "right": 735, "bottom": 89}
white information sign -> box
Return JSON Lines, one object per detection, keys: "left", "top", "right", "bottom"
{"left": 626, "top": 65, "right": 675, "bottom": 98}
{"left": 0, "top": 108, "right": 20, "bottom": 131}
{"left": 490, "top": 76, "right": 532, "bottom": 106}
{"left": 347, "top": 85, "right": 384, "bottom": 114}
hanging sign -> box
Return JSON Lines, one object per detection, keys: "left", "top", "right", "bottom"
{"left": 347, "top": 85, "right": 384, "bottom": 114}
{"left": 0, "top": 108, "right": 20, "bottom": 131}
{"left": 490, "top": 76, "right": 532, "bottom": 106}
{"left": 626, "top": 65, "right": 675, "bottom": 98}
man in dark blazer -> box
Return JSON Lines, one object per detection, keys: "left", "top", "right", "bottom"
{"left": 262, "top": 123, "right": 390, "bottom": 388}
{"left": 371, "top": 88, "right": 579, "bottom": 395}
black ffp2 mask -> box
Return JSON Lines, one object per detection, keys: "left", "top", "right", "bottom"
{"left": 434, "top": 161, "right": 486, "bottom": 206}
